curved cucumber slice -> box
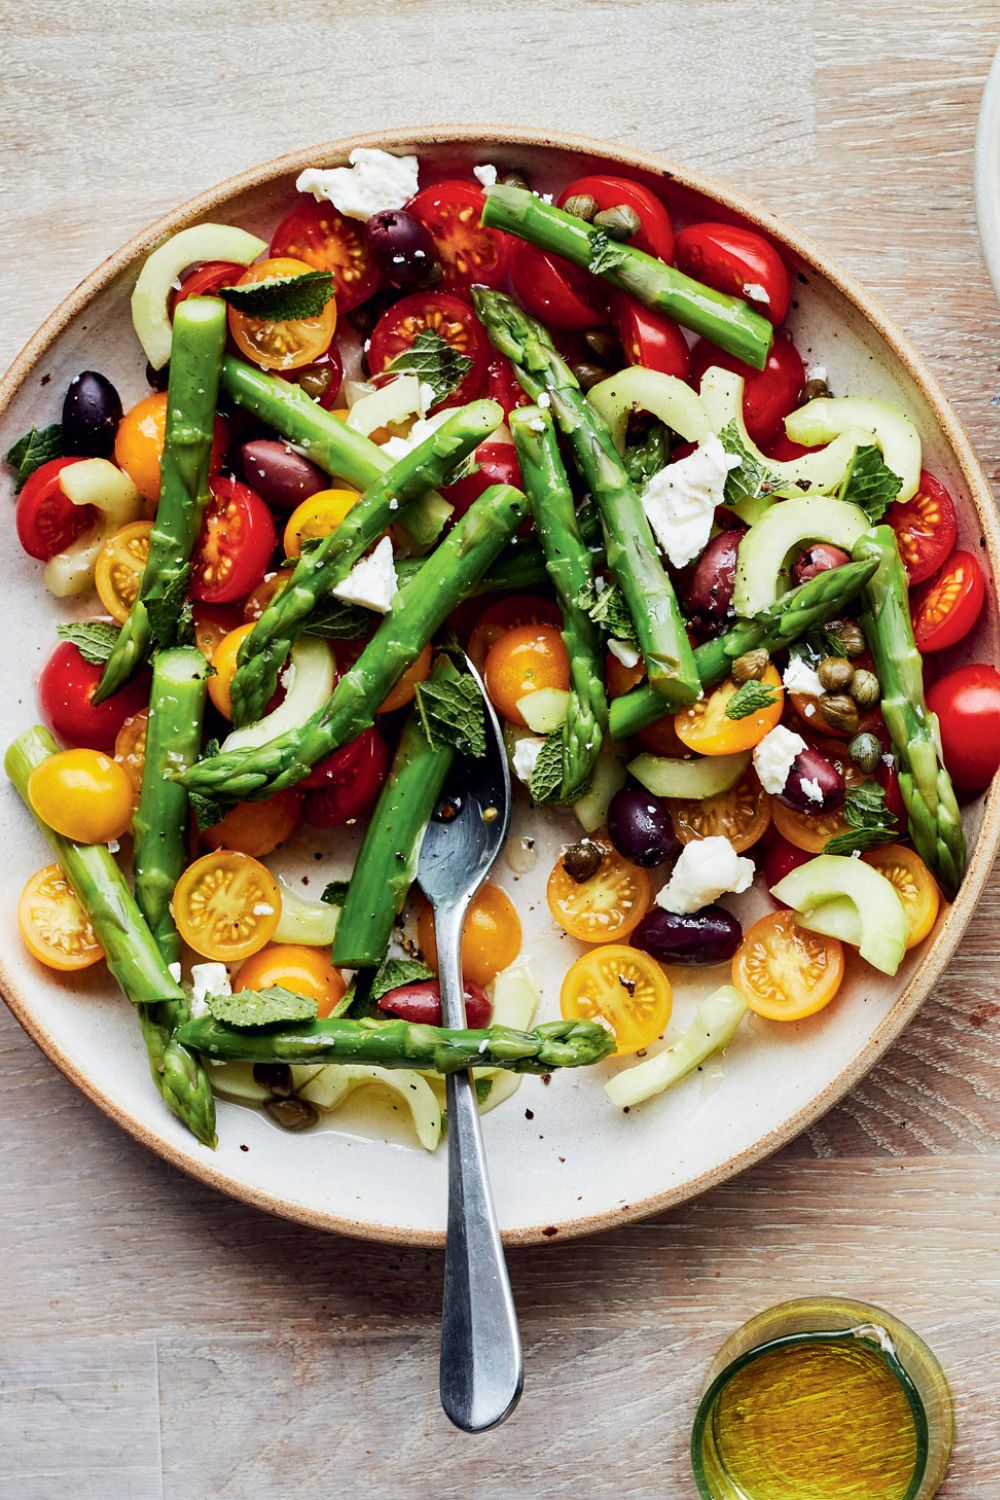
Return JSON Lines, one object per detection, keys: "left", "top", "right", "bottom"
{"left": 488, "top": 960, "right": 541, "bottom": 1031}
{"left": 221, "top": 635, "right": 334, "bottom": 752}
{"left": 44, "top": 459, "right": 143, "bottom": 597}
{"left": 518, "top": 687, "right": 570, "bottom": 733}
{"left": 273, "top": 878, "right": 341, "bottom": 946}
{"left": 572, "top": 750, "right": 627, "bottom": 832}
{"left": 794, "top": 893, "right": 862, "bottom": 945}
{"left": 132, "top": 223, "right": 267, "bottom": 369}
{"left": 628, "top": 749, "right": 750, "bottom": 800}
{"left": 588, "top": 366, "right": 711, "bottom": 451}
{"left": 733, "top": 496, "right": 870, "bottom": 616}
{"left": 605, "top": 985, "right": 748, "bottom": 1108}
{"left": 786, "top": 396, "right": 921, "bottom": 503}
{"left": 771, "top": 853, "right": 909, "bottom": 975}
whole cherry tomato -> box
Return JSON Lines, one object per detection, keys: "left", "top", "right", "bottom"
{"left": 39, "top": 642, "right": 149, "bottom": 753}
{"left": 610, "top": 292, "right": 690, "bottom": 380}
{"left": 407, "top": 180, "right": 512, "bottom": 295}
{"left": 302, "top": 727, "right": 390, "bottom": 826}
{"left": 440, "top": 442, "right": 523, "bottom": 520}
{"left": 15, "top": 457, "right": 91, "bottom": 560}
{"left": 675, "top": 222, "right": 791, "bottom": 324}
{"left": 557, "top": 174, "right": 675, "bottom": 261}
{"left": 691, "top": 332, "right": 804, "bottom": 445}
{"left": 509, "top": 241, "right": 608, "bottom": 331}
{"left": 763, "top": 835, "right": 812, "bottom": 901}
{"left": 927, "top": 664, "right": 1000, "bottom": 791}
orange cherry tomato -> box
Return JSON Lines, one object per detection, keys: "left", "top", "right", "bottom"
{"left": 235, "top": 943, "right": 346, "bottom": 1019}
{"left": 417, "top": 882, "right": 521, "bottom": 988}
{"left": 484, "top": 622, "right": 571, "bottom": 726}
{"left": 379, "top": 642, "right": 433, "bottom": 714}
{"left": 733, "top": 909, "right": 844, "bottom": 1021}
{"left": 635, "top": 713, "right": 689, "bottom": 758}
{"left": 208, "top": 623, "right": 256, "bottom": 719}
{"left": 114, "top": 391, "right": 227, "bottom": 505}
{"left": 94, "top": 520, "right": 152, "bottom": 623}
{"left": 18, "top": 863, "right": 105, "bottom": 972}
{"left": 114, "top": 708, "right": 149, "bottom": 806}
{"left": 202, "top": 789, "right": 303, "bottom": 859}
{"left": 467, "top": 594, "right": 562, "bottom": 673}
{"left": 227, "top": 256, "right": 337, "bottom": 372}
{"left": 546, "top": 838, "right": 652, "bottom": 943}
{"left": 282, "top": 489, "right": 359, "bottom": 558}
{"left": 863, "top": 844, "right": 941, "bottom": 948}
{"left": 674, "top": 665, "right": 784, "bottom": 755}
{"left": 244, "top": 569, "right": 294, "bottom": 621}
{"left": 28, "top": 748, "right": 134, "bottom": 845}
{"left": 192, "top": 603, "right": 244, "bottom": 661}
{"left": 668, "top": 770, "right": 771, "bottom": 853}
{"left": 560, "top": 944, "right": 672, "bottom": 1055}
{"left": 172, "top": 850, "right": 281, "bottom": 962}
{"left": 605, "top": 648, "right": 646, "bottom": 699}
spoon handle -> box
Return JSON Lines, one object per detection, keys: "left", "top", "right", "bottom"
{"left": 435, "top": 902, "right": 523, "bottom": 1433}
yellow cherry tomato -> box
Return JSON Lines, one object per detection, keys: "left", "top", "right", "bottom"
{"left": 28, "top": 748, "right": 134, "bottom": 844}
{"left": 172, "top": 850, "right": 281, "bottom": 962}
{"left": 235, "top": 944, "right": 346, "bottom": 1019}
{"left": 546, "top": 838, "right": 652, "bottom": 943}
{"left": 283, "top": 489, "right": 360, "bottom": 558}
{"left": 113, "top": 708, "right": 149, "bottom": 810}
{"left": 733, "top": 909, "right": 844, "bottom": 1021}
{"left": 95, "top": 519, "right": 152, "bottom": 622}
{"left": 228, "top": 256, "right": 337, "bottom": 371}
{"left": 863, "top": 844, "right": 941, "bottom": 948}
{"left": 244, "top": 569, "right": 294, "bottom": 621}
{"left": 417, "top": 882, "right": 522, "bottom": 988}
{"left": 484, "top": 622, "right": 571, "bottom": 726}
{"left": 560, "top": 944, "right": 672, "bottom": 1055}
{"left": 668, "top": 770, "right": 771, "bottom": 853}
{"left": 208, "top": 623, "right": 255, "bottom": 719}
{"left": 114, "top": 391, "right": 227, "bottom": 505}
{"left": 18, "top": 863, "right": 104, "bottom": 972}
{"left": 674, "top": 665, "right": 784, "bottom": 756}
{"left": 379, "top": 642, "right": 433, "bottom": 714}
{"left": 202, "top": 790, "right": 303, "bottom": 859}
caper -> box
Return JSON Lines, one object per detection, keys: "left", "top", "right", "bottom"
{"left": 819, "top": 693, "right": 860, "bottom": 735}
{"left": 803, "top": 376, "right": 831, "bottom": 401}
{"left": 499, "top": 170, "right": 529, "bottom": 191}
{"left": 584, "top": 327, "right": 621, "bottom": 362}
{"left": 593, "top": 204, "right": 642, "bottom": 240}
{"left": 731, "top": 648, "right": 770, "bottom": 683}
{"left": 848, "top": 731, "right": 883, "bottom": 775}
{"left": 570, "top": 360, "right": 607, "bottom": 391}
{"left": 826, "top": 619, "right": 866, "bottom": 658}
{"left": 254, "top": 1062, "right": 294, "bottom": 1098}
{"left": 563, "top": 838, "right": 604, "bottom": 884}
{"left": 849, "top": 668, "right": 881, "bottom": 708}
{"left": 264, "top": 1096, "right": 318, "bottom": 1132}
{"left": 817, "top": 655, "right": 855, "bottom": 692}
{"left": 563, "top": 192, "right": 599, "bottom": 222}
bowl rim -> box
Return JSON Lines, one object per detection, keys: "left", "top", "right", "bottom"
{"left": 975, "top": 40, "right": 1000, "bottom": 303}
{"left": 1, "top": 123, "right": 998, "bottom": 1248}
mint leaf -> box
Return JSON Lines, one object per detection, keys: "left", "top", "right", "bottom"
{"left": 307, "top": 595, "right": 377, "bottom": 641}
{"left": 370, "top": 957, "right": 435, "bottom": 1004}
{"left": 5, "top": 424, "right": 62, "bottom": 492}
{"left": 588, "top": 231, "right": 629, "bottom": 276}
{"left": 207, "top": 986, "right": 318, "bottom": 1028}
{"left": 823, "top": 825, "right": 897, "bottom": 855}
{"left": 415, "top": 672, "right": 486, "bottom": 758}
{"left": 623, "top": 423, "right": 670, "bottom": 487}
{"left": 188, "top": 789, "right": 223, "bottom": 832}
{"left": 823, "top": 780, "right": 898, "bottom": 855}
{"left": 717, "top": 421, "right": 780, "bottom": 509}
{"left": 221, "top": 271, "right": 336, "bottom": 321}
{"left": 475, "top": 1076, "right": 494, "bottom": 1103}
{"left": 320, "top": 880, "right": 350, "bottom": 907}
{"left": 576, "top": 580, "right": 639, "bottom": 645}
{"left": 144, "top": 566, "right": 191, "bottom": 650}
{"left": 530, "top": 731, "right": 567, "bottom": 805}
{"left": 837, "top": 444, "right": 901, "bottom": 522}
{"left": 386, "top": 328, "right": 473, "bottom": 406}
{"left": 725, "top": 679, "right": 779, "bottom": 719}
{"left": 56, "top": 620, "right": 121, "bottom": 665}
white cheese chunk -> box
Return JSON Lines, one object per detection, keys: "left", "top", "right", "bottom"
{"left": 378, "top": 407, "right": 453, "bottom": 461}
{"left": 806, "top": 363, "right": 828, "bottom": 384}
{"left": 656, "top": 836, "right": 754, "bottom": 915}
{"left": 608, "top": 638, "right": 641, "bottom": 669}
{"left": 332, "top": 536, "right": 398, "bottom": 613}
{"left": 190, "top": 961, "right": 231, "bottom": 1018}
{"left": 799, "top": 776, "right": 823, "bottom": 803}
{"left": 782, "top": 656, "right": 824, "bottom": 698}
{"left": 511, "top": 735, "right": 546, "bottom": 787}
{"left": 742, "top": 282, "right": 768, "bottom": 303}
{"left": 641, "top": 433, "right": 741, "bottom": 569}
{"left": 167, "top": 962, "right": 182, "bottom": 983}
{"left": 473, "top": 163, "right": 498, "bottom": 187}
{"left": 753, "top": 724, "right": 807, "bottom": 794}
{"left": 296, "top": 149, "right": 420, "bottom": 221}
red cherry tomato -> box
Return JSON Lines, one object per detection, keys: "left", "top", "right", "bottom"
{"left": 270, "top": 198, "right": 379, "bottom": 313}
{"left": 875, "top": 755, "right": 907, "bottom": 824}
{"left": 610, "top": 291, "right": 690, "bottom": 379}
{"left": 675, "top": 222, "right": 791, "bottom": 324}
{"left": 886, "top": 472, "right": 959, "bottom": 586}
{"left": 557, "top": 174, "right": 675, "bottom": 262}
{"left": 407, "top": 180, "right": 511, "bottom": 295}
{"left": 39, "top": 642, "right": 149, "bottom": 753}
{"left": 171, "top": 260, "right": 245, "bottom": 312}
{"left": 368, "top": 291, "right": 488, "bottom": 408}
{"left": 486, "top": 354, "right": 531, "bottom": 417}
{"left": 691, "top": 332, "right": 805, "bottom": 445}
{"left": 377, "top": 978, "right": 492, "bottom": 1029}
{"left": 301, "top": 727, "right": 389, "bottom": 826}
{"left": 762, "top": 432, "right": 817, "bottom": 463}
{"left": 763, "top": 835, "right": 812, "bottom": 901}
{"left": 440, "top": 442, "right": 523, "bottom": 521}
{"left": 911, "top": 550, "right": 985, "bottom": 654}
{"left": 15, "top": 457, "right": 91, "bottom": 561}
{"left": 190, "top": 476, "right": 277, "bottom": 605}
{"left": 927, "top": 664, "right": 1000, "bottom": 791}
{"left": 282, "top": 345, "right": 344, "bottom": 410}
{"left": 509, "top": 240, "right": 608, "bottom": 331}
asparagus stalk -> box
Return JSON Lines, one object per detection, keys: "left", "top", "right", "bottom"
{"left": 180, "top": 482, "right": 527, "bottom": 801}
{"left": 230, "top": 399, "right": 503, "bottom": 726}
{"left": 6, "top": 726, "right": 216, "bottom": 1146}
{"left": 177, "top": 1014, "right": 616, "bottom": 1073}
{"left": 608, "top": 556, "right": 880, "bottom": 740}
{"left": 473, "top": 288, "right": 699, "bottom": 707}
{"left": 510, "top": 405, "right": 607, "bottom": 798}
{"left": 853, "top": 526, "right": 966, "bottom": 897}
{"left": 480, "top": 184, "right": 774, "bottom": 370}
{"left": 95, "top": 297, "right": 226, "bottom": 702}
{"left": 132, "top": 648, "right": 208, "bottom": 965}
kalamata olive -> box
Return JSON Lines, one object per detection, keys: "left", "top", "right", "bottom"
{"left": 145, "top": 360, "right": 170, "bottom": 391}
{"left": 778, "top": 744, "right": 846, "bottom": 813}
{"left": 61, "top": 370, "right": 123, "bottom": 458}
{"left": 793, "top": 543, "right": 851, "bottom": 585}
{"left": 687, "top": 528, "right": 745, "bottom": 631}
{"left": 377, "top": 979, "right": 492, "bottom": 1029}
{"left": 240, "top": 440, "right": 326, "bottom": 509}
{"left": 608, "top": 786, "right": 678, "bottom": 867}
{"left": 631, "top": 905, "right": 742, "bottom": 965}
{"left": 364, "top": 209, "right": 441, "bottom": 289}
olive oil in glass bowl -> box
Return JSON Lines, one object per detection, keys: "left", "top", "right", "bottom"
{"left": 691, "top": 1297, "right": 954, "bottom": 1500}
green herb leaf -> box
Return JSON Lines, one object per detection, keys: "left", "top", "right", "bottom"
{"left": 837, "top": 445, "right": 901, "bottom": 522}
{"left": 320, "top": 880, "right": 350, "bottom": 907}
{"left": 823, "top": 825, "right": 898, "bottom": 855}
{"left": 188, "top": 789, "right": 223, "bottom": 831}
{"left": 56, "top": 620, "right": 121, "bottom": 665}
{"left": 623, "top": 423, "right": 670, "bottom": 487}
{"left": 575, "top": 580, "right": 639, "bottom": 644}
{"left": 588, "top": 231, "right": 629, "bottom": 276}
{"left": 474, "top": 1076, "right": 494, "bottom": 1104}
{"left": 207, "top": 986, "right": 318, "bottom": 1028}
{"left": 415, "top": 672, "right": 487, "bottom": 758}
{"left": 386, "top": 328, "right": 474, "bottom": 405}
{"left": 724, "top": 678, "right": 780, "bottom": 719}
{"left": 5, "top": 424, "right": 62, "bottom": 493}
{"left": 716, "top": 421, "right": 780, "bottom": 510}
{"left": 370, "top": 957, "right": 436, "bottom": 1004}
{"left": 823, "top": 780, "right": 898, "bottom": 855}
{"left": 803, "top": 626, "right": 847, "bottom": 662}
{"left": 220, "top": 271, "right": 336, "bottom": 321}
{"left": 530, "top": 731, "right": 568, "bottom": 805}
{"left": 307, "top": 596, "right": 378, "bottom": 641}
{"left": 144, "top": 566, "right": 192, "bottom": 651}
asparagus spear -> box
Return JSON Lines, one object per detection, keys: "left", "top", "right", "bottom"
{"left": 6, "top": 726, "right": 216, "bottom": 1146}
{"left": 230, "top": 399, "right": 503, "bottom": 726}
{"left": 180, "top": 482, "right": 527, "bottom": 801}
{"left": 608, "top": 556, "right": 880, "bottom": 740}
{"left": 853, "top": 526, "right": 966, "bottom": 897}
{"left": 95, "top": 297, "right": 226, "bottom": 702}
{"left": 132, "top": 647, "right": 208, "bottom": 965}
{"left": 480, "top": 184, "right": 773, "bottom": 370}
{"left": 510, "top": 405, "right": 607, "bottom": 798}
{"left": 177, "top": 1013, "right": 616, "bottom": 1073}
{"left": 473, "top": 288, "right": 699, "bottom": 707}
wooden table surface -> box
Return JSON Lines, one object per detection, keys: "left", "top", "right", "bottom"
{"left": 2, "top": 2, "right": 999, "bottom": 1494}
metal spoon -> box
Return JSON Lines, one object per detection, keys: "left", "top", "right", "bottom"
{"left": 416, "top": 657, "right": 523, "bottom": 1433}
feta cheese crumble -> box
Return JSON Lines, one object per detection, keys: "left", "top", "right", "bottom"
{"left": 742, "top": 282, "right": 768, "bottom": 304}
{"left": 473, "top": 163, "right": 498, "bottom": 187}
{"left": 782, "top": 656, "right": 824, "bottom": 698}
{"left": 332, "top": 535, "right": 398, "bottom": 613}
{"left": 296, "top": 149, "right": 420, "bottom": 221}
{"left": 806, "top": 363, "right": 828, "bottom": 384}
{"left": 167, "top": 962, "right": 182, "bottom": 983}
{"left": 378, "top": 407, "right": 453, "bottom": 461}
{"left": 753, "top": 724, "right": 806, "bottom": 794}
{"left": 511, "top": 735, "right": 546, "bottom": 787}
{"left": 799, "top": 776, "right": 823, "bottom": 803}
{"left": 190, "top": 961, "right": 230, "bottom": 1018}
{"left": 656, "top": 835, "right": 754, "bottom": 915}
{"left": 641, "top": 433, "right": 741, "bottom": 569}
{"left": 608, "top": 638, "right": 641, "bottom": 669}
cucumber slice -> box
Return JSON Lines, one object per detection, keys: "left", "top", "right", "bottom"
{"left": 771, "top": 853, "right": 909, "bottom": 976}
{"left": 297, "top": 1067, "right": 355, "bottom": 1112}
{"left": 628, "top": 749, "right": 750, "bottom": 800}
{"left": 221, "top": 635, "right": 334, "bottom": 752}
{"left": 517, "top": 687, "right": 570, "bottom": 733}
{"left": 588, "top": 367, "right": 711, "bottom": 451}
{"left": 605, "top": 985, "right": 748, "bottom": 1108}
{"left": 786, "top": 396, "right": 921, "bottom": 503}
{"left": 210, "top": 1061, "right": 273, "bottom": 1105}
{"left": 572, "top": 750, "right": 627, "bottom": 831}
{"left": 733, "top": 496, "right": 870, "bottom": 616}
{"left": 44, "top": 459, "right": 143, "bottom": 597}
{"left": 338, "top": 1066, "right": 442, "bottom": 1151}
{"left": 794, "top": 894, "right": 862, "bottom": 945}
{"left": 273, "top": 878, "right": 341, "bottom": 946}
{"left": 132, "top": 223, "right": 267, "bottom": 369}
{"left": 488, "top": 959, "right": 541, "bottom": 1030}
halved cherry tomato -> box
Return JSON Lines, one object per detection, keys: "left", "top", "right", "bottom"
{"left": 927, "top": 663, "right": 1000, "bottom": 791}
{"left": 484, "top": 621, "right": 571, "bottom": 725}
{"left": 282, "top": 488, "right": 359, "bottom": 558}
{"left": 19, "top": 863, "right": 104, "bottom": 971}
{"left": 886, "top": 472, "right": 958, "bottom": 585}
{"left": 94, "top": 520, "right": 152, "bottom": 622}
{"left": 486, "top": 354, "right": 532, "bottom": 417}
{"left": 558, "top": 174, "right": 675, "bottom": 261}
{"left": 440, "top": 442, "right": 523, "bottom": 521}
{"left": 208, "top": 623, "right": 255, "bottom": 719}
{"left": 417, "top": 882, "right": 521, "bottom": 987}
{"left": 243, "top": 569, "right": 293, "bottom": 622}
{"left": 171, "top": 259, "right": 244, "bottom": 311}
{"left": 733, "top": 908, "right": 844, "bottom": 1021}
{"left": 192, "top": 603, "right": 244, "bottom": 660}
{"left": 282, "top": 345, "right": 344, "bottom": 409}
{"left": 610, "top": 292, "right": 690, "bottom": 380}
{"left": 690, "top": 333, "right": 804, "bottom": 445}
{"left": 407, "top": 180, "right": 511, "bottom": 294}
{"left": 228, "top": 256, "right": 337, "bottom": 372}
{"left": 560, "top": 943, "right": 672, "bottom": 1055}
{"left": 675, "top": 222, "right": 791, "bottom": 324}
{"left": 379, "top": 642, "right": 433, "bottom": 713}
{"left": 203, "top": 788, "right": 303, "bottom": 858}
{"left": 368, "top": 291, "right": 488, "bottom": 408}
{"left": 763, "top": 833, "right": 812, "bottom": 898}
{"left": 546, "top": 838, "right": 652, "bottom": 942}
{"left": 114, "top": 392, "right": 228, "bottom": 505}
{"left": 190, "top": 477, "right": 277, "bottom": 604}
{"left": 911, "top": 549, "right": 985, "bottom": 653}
{"left": 509, "top": 240, "right": 608, "bottom": 331}
{"left": 377, "top": 978, "right": 492, "bottom": 1029}
{"left": 467, "top": 595, "right": 563, "bottom": 672}
{"left": 15, "top": 457, "right": 91, "bottom": 560}
{"left": 605, "top": 648, "right": 646, "bottom": 699}
{"left": 668, "top": 770, "right": 771, "bottom": 853}
{"left": 301, "top": 727, "right": 389, "bottom": 827}
{"left": 763, "top": 432, "right": 817, "bottom": 463}
{"left": 39, "top": 642, "right": 149, "bottom": 753}
{"left": 674, "top": 665, "right": 784, "bottom": 755}
{"left": 114, "top": 708, "right": 148, "bottom": 806}
{"left": 235, "top": 943, "right": 346, "bottom": 1017}
{"left": 635, "top": 713, "right": 688, "bottom": 758}
{"left": 863, "top": 845, "right": 940, "bottom": 948}
{"left": 270, "top": 198, "right": 379, "bottom": 312}
{"left": 28, "top": 747, "right": 133, "bottom": 845}
{"left": 172, "top": 849, "right": 281, "bottom": 962}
